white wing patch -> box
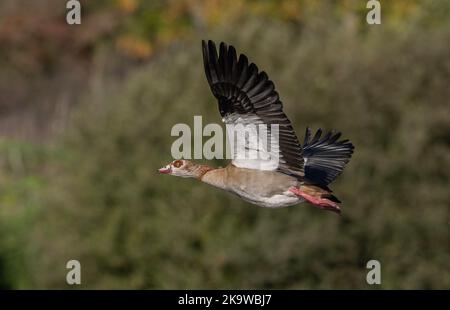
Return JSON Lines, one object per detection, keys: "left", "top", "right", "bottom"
{"left": 224, "top": 114, "right": 282, "bottom": 171}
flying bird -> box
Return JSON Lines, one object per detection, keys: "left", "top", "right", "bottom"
{"left": 159, "top": 40, "right": 354, "bottom": 214}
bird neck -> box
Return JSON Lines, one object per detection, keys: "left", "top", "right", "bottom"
{"left": 189, "top": 163, "right": 214, "bottom": 180}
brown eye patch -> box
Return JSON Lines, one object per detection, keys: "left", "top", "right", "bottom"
{"left": 173, "top": 160, "right": 183, "bottom": 168}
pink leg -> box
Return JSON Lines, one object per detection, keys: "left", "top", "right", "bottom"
{"left": 289, "top": 187, "right": 341, "bottom": 214}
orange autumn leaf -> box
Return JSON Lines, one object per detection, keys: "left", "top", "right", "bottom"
{"left": 117, "top": 0, "right": 139, "bottom": 13}
{"left": 116, "top": 35, "right": 153, "bottom": 60}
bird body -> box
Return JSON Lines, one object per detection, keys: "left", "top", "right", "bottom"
{"left": 159, "top": 40, "right": 354, "bottom": 214}
{"left": 201, "top": 164, "right": 302, "bottom": 208}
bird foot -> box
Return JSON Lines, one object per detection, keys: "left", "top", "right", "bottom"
{"left": 289, "top": 187, "right": 341, "bottom": 214}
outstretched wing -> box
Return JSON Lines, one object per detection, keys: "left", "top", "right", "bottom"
{"left": 202, "top": 40, "right": 304, "bottom": 179}
{"left": 302, "top": 128, "right": 354, "bottom": 186}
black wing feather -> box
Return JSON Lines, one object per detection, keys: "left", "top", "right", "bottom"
{"left": 202, "top": 40, "right": 304, "bottom": 179}
{"left": 303, "top": 127, "right": 354, "bottom": 186}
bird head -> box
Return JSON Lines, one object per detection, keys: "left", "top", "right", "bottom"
{"left": 158, "top": 159, "right": 197, "bottom": 178}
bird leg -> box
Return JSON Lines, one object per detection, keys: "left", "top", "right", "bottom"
{"left": 289, "top": 187, "right": 341, "bottom": 214}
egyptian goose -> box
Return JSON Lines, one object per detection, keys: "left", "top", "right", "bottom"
{"left": 159, "top": 40, "right": 354, "bottom": 214}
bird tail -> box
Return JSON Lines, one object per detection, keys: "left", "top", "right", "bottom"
{"left": 302, "top": 127, "right": 354, "bottom": 186}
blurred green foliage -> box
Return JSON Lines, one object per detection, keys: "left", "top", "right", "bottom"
{"left": 0, "top": 0, "right": 449, "bottom": 289}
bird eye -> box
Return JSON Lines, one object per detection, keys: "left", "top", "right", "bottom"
{"left": 173, "top": 160, "right": 183, "bottom": 168}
